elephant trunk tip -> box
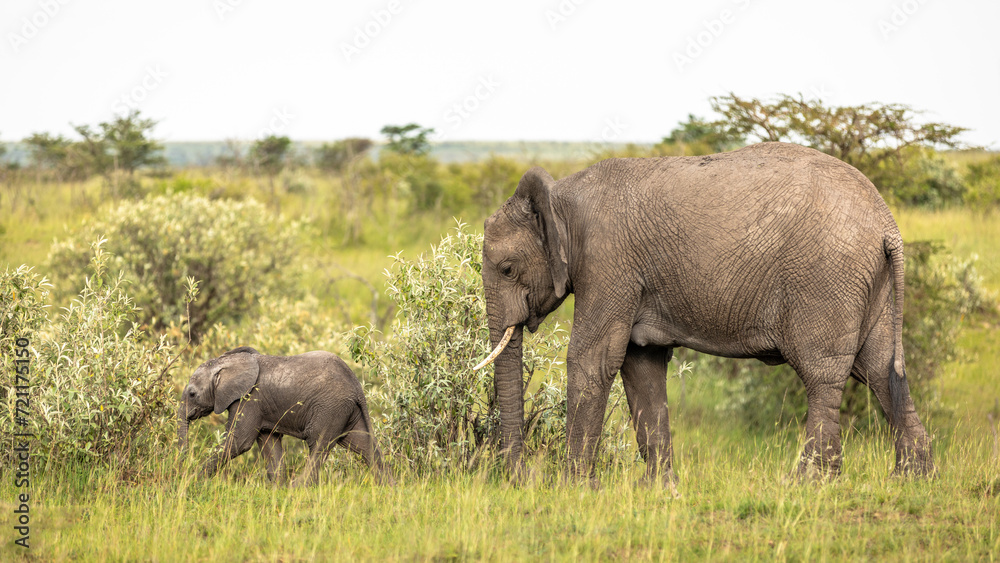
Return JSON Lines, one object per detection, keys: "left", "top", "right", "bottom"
{"left": 473, "top": 325, "right": 515, "bottom": 370}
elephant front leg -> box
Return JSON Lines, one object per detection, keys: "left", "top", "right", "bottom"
{"left": 565, "top": 322, "right": 631, "bottom": 483}
{"left": 620, "top": 343, "right": 677, "bottom": 487}
{"left": 202, "top": 402, "right": 259, "bottom": 478}
{"left": 202, "top": 429, "right": 257, "bottom": 478}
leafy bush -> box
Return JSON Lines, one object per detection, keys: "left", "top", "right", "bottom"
{"left": 194, "top": 294, "right": 349, "bottom": 360}
{"left": 716, "top": 240, "right": 992, "bottom": 429}
{"left": 314, "top": 138, "right": 373, "bottom": 173}
{"left": 1, "top": 243, "right": 175, "bottom": 469}
{"left": 377, "top": 152, "right": 446, "bottom": 213}
{"left": 443, "top": 156, "right": 523, "bottom": 214}
{"left": 963, "top": 156, "right": 1000, "bottom": 213}
{"left": 1, "top": 265, "right": 49, "bottom": 365}
{"left": 48, "top": 193, "right": 303, "bottom": 340}
{"left": 878, "top": 147, "right": 966, "bottom": 208}
{"left": 350, "top": 223, "right": 630, "bottom": 473}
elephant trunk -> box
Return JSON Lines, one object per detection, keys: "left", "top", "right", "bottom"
{"left": 490, "top": 322, "right": 525, "bottom": 474}
{"left": 177, "top": 402, "right": 189, "bottom": 452}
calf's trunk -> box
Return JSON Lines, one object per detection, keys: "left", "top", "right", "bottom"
{"left": 177, "top": 403, "right": 189, "bottom": 451}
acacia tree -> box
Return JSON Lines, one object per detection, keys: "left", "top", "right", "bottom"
{"left": 380, "top": 123, "right": 434, "bottom": 156}
{"left": 100, "top": 110, "right": 166, "bottom": 177}
{"left": 708, "top": 94, "right": 969, "bottom": 203}
{"left": 60, "top": 111, "right": 165, "bottom": 198}
{"left": 23, "top": 132, "right": 72, "bottom": 183}
{"left": 250, "top": 135, "right": 291, "bottom": 209}
{"left": 659, "top": 113, "right": 743, "bottom": 155}
{"left": 69, "top": 123, "right": 112, "bottom": 180}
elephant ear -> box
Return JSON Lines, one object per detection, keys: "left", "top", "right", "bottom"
{"left": 514, "top": 167, "right": 570, "bottom": 298}
{"left": 212, "top": 350, "right": 260, "bottom": 414}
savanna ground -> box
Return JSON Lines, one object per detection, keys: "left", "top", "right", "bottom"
{"left": 1, "top": 152, "right": 999, "bottom": 561}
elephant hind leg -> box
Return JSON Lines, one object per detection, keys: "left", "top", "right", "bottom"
{"left": 337, "top": 405, "right": 393, "bottom": 483}
{"left": 294, "top": 435, "right": 337, "bottom": 487}
{"left": 851, "top": 308, "right": 933, "bottom": 475}
{"left": 256, "top": 431, "right": 285, "bottom": 483}
{"left": 294, "top": 407, "right": 351, "bottom": 487}
{"left": 789, "top": 352, "right": 856, "bottom": 478}
{"left": 620, "top": 342, "right": 677, "bottom": 486}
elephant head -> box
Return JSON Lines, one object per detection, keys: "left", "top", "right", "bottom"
{"left": 477, "top": 167, "right": 569, "bottom": 470}
{"left": 177, "top": 346, "right": 260, "bottom": 451}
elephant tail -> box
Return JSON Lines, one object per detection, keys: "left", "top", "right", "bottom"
{"left": 357, "top": 397, "right": 390, "bottom": 481}
{"left": 884, "top": 231, "right": 908, "bottom": 425}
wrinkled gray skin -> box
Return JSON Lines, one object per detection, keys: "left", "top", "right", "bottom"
{"left": 177, "top": 346, "right": 390, "bottom": 485}
{"left": 482, "top": 142, "right": 933, "bottom": 484}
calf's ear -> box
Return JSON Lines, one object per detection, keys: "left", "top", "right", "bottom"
{"left": 213, "top": 351, "right": 260, "bottom": 414}
{"left": 513, "top": 167, "right": 569, "bottom": 298}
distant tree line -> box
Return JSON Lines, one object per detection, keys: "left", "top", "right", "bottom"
{"left": 3, "top": 96, "right": 998, "bottom": 215}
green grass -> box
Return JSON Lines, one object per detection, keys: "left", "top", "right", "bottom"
{"left": 3, "top": 420, "right": 997, "bottom": 561}
{"left": 2, "top": 173, "right": 999, "bottom": 561}
{"left": 895, "top": 207, "right": 1000, "bottom": 292}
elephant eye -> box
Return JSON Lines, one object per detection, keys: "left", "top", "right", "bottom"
{"left": 499, "top": 263, "right": 515, "bottom": 279}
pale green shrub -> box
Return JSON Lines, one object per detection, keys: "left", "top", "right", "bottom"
{"left": 48, "top": 193, "right": 304, "bottom": 340}
{"left": 195, "top": 294, "right": 348, "bottom": 360}
{"left": 0, "top": 265, "right": 50, "bottom": 368}
{"left": 2, "top": 242, "right": 175, "bottom": 468}
{"left": 350, "top": 223, "right": 631, "bottom": 473}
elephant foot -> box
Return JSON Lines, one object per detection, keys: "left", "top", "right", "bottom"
{"left": 559, "top": 467, "right": 601, "bottom": 490}
{"left": 638, "top": 466, "right": 681, "bottom": 498}
{"left": 506, "top": 461, "right": 537, "bottom": 488}
{"left": 290, "top": 475, "right": 318, "bottom": 488}
{"left": 796, "top": 455, "right": 842, "bottom": 482}
{"left": 636, "top": 468, "right": 680, "bottom": 498}
{"left": 892, "top": 450, "right": 936, "bottom": 478}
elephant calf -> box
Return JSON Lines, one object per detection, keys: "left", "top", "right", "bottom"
{"left": 177, "top": 346, "right": 390, "bottom": 485}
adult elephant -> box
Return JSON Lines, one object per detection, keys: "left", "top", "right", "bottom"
{"left": 475, "top": 142, "right": 933, "bottom": 484}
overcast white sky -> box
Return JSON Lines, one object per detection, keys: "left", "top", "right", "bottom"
{"left": 2, "top": 0, "right": 998, "bottom": 148}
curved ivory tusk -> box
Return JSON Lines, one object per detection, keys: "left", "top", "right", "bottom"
{"left": 473, "top": 325, "right": 515, "bottom": 370}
